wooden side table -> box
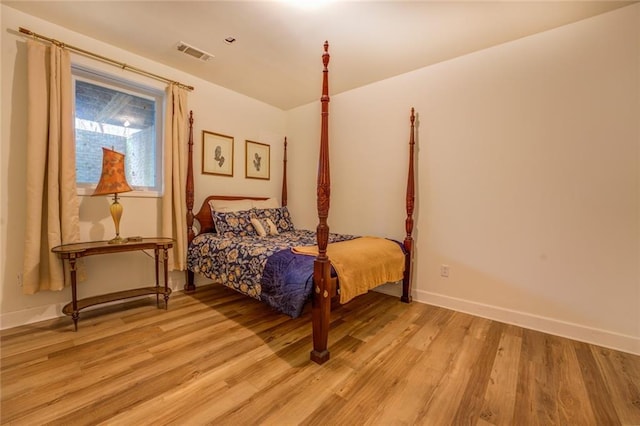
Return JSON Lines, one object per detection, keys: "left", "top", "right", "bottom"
{"left": 52, "top": 237, "right": 174, "bottom": 330}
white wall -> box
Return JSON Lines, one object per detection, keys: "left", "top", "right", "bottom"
{"left": 2, "top": 4, "right": 638, "bottom": 355}
{"left": 287, "top": 4, "right": 640, "bottom": 354}
{"left": 1, "top": 5, "right": 286, "bottom": 327}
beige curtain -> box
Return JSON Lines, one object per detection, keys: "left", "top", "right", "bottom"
{"left": 23, "top": 40, "right": 80, "bottom": 294}
{"left": 162, "top": 84, "right": 188, "bottom": 270}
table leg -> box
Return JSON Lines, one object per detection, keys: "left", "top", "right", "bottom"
{"left": 69, "top": 257, "right": 79, "bottom": 331}
{"left": 163, "top": 247, "right": 169, "bottom": 309}
{"left": 154, "top": 247, "right": 160, "bottom": 308}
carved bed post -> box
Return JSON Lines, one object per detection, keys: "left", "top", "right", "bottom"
{"left": 311, "top": 41, "right": 332, "bottom": 365}
{"left": 184, "top": 111, "right": 196, "bottom": 292}
{"left": 401, "top": 108, "right": 416, "bottom": 303}
{"left": 282, "top": 137, "right": 288, "bottom": 207}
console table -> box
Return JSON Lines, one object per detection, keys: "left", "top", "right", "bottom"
{"left": 52, "top": 237, "right": 174, "bottom": 331}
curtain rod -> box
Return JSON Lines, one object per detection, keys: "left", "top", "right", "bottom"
{"left": 19, "top": 27, "right": 194, "bottom": 92}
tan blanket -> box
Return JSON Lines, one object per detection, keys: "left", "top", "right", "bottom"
{"left": 292, "top": 236, "right": 405, "bottom": 304}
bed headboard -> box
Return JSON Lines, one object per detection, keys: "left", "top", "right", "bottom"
{"left": 193, "top": 195, "right": 270, "bottom": 235}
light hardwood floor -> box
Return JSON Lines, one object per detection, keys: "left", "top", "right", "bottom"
{"left": 2, "top": 284, "right": 639, "bottom": 425}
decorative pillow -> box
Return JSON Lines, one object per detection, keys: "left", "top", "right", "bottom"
{"left": 211, "top": 210, "right": 256, "bottom": 237}
{"left": 265, "top": 218, "right": 279, "bottom": 235}
{"left": 251, "top": 206, "right": 294, "bottom": 233}
{"left": 208, "top": 199, "right": 253, "bottom": 213}
{"left": 250, "top": 217, "right": 279, "bottom": 237}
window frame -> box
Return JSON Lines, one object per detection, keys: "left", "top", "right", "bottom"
{"left": 72, "top": 65, "right": 165, "bottom": 198}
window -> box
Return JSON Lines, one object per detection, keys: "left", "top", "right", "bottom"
{"left": 72, "top": 66, "right": 164, "bottom": 196}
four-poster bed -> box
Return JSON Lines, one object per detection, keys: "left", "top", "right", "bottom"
{"left": 184, "top": 41, "right": 416, "bottom": 364}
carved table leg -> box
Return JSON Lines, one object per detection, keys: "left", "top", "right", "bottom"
{"left": 163, "top": 247, "right": 170, "bottom": 309}
{"left": 154, "top": 247, "right": 160, "bottom": 308}
{"left": 69, "top": 257, "right": 79, "bottom": 331}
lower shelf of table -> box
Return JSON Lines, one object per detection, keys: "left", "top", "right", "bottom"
{"left": 62, "top": 287, "right": 172, "bottom": 315}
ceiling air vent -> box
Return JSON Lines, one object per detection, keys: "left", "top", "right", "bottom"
{"left": 176, "top": 41, "right": 214, "bottom": 62}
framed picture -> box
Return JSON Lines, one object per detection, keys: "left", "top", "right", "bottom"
{"left": 202, "top": 131, "right": 233, "bottom": 176}
{"left": 245, "top": 140, "right": 270, "bottom": 180}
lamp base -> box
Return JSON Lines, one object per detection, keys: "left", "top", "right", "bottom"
{"left": 108, "top": 235, "right": 129, "bottom": 244}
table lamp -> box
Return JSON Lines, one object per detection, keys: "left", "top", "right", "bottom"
{"left": 92, "top": 148, "right": 133, "bottom": 244}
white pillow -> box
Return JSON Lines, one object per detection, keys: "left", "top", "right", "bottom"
{"left": 252, "top": 198, "right": 279, "bottom": 209}
{"left": 208, "top": 199, "right": 253, "bottom": 213}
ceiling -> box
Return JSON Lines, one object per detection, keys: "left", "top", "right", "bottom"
{"left": 4, "top": 1, "right": 637, "bottom": 110}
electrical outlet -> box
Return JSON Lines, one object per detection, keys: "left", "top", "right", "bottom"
{"left": 17, "top": 273, "right": 23, "bottom": 287}
{"left": 440, "top": 265, "right": 450, "bottom": 278}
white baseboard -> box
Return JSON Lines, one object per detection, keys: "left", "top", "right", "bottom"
{"left": 414, "top": 289, "right": 640, "bottom": 356}
{"left": 0, "top": 302, "right": 68, "bottom": 330}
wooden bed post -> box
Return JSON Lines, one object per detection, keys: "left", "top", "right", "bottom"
{"left": 311, "top": 41, "right": 332, "bottom": 365}
{"left": 184, "top": 111, "right": 196, "bottom": 292}
{"left": 401, "top": 108, "right": 416, "bottom": 303}
{"left": 282, "top": 137, "right": 288, "bottom": 207}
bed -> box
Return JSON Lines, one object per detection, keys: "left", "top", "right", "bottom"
{"left": 184, "top": 41, "right": 416, "bottom": 364}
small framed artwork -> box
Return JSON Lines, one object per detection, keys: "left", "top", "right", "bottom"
{"left": 202, "top": 131, "right": 234, "bottom": 176}
{"left": 245, "top": 140, "right": 270, "bottom": 180}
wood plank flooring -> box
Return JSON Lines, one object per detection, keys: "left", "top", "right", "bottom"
{"left": 2, "top": 284, "right": 639, "bottom": 425}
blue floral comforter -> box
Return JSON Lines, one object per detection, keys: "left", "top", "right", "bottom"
{"left": 187, "top": 230, "right": 356, "bottom": 317}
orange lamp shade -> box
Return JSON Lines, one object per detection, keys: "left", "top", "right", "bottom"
{"left": 92, "top": 148, "right": 132, "bottom": 196}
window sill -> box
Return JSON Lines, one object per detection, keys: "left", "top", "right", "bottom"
{"left": 77, "top": 187, "right": 162, "bottom": 198}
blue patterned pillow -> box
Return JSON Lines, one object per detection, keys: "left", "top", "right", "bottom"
{"left": 251, "top": 206, "right": 294, "bottom": 233}
{"left": 212, "top": 210, "right": 256, "bottom": 237}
